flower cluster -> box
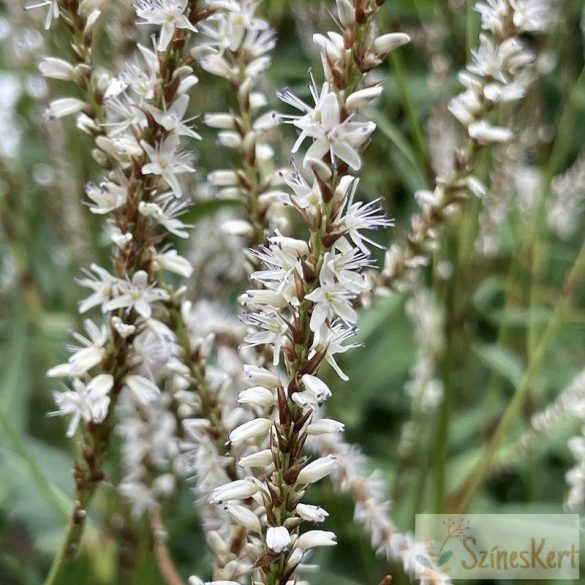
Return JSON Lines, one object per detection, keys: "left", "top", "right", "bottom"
{"left": 548, "top": 151, "right": 585, "bottom": 240}
{"left": 198, "top": 0, "right": 285, "bottom": 248}
{"left": 188, "top": 3, "right": 410, "bottom": 584}
{"left": 380, "top": 0, "right": 551, "bottom": 291}
{"left": 399, "top": 286, "right": 444, "bottom": 458}
{"left": 176, "top": 301, "right": 259, "bottom": 580}
{"left": 44, "top": 2, "right": 199, "bottom": 441}
{"left": 552, "top": 369, "right": 585, "bottom": 508}
{"left": 38, "top": 0, "right": 214, "bottom": 552}
{"left": 567, "top": 425, "right": 585, "bottom": 511}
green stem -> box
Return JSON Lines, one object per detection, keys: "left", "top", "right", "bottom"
{"left": 389, "top": 51, "right": 430, "bottom": 178}
{"left": 525, "top": 65, "right": 585, "bottom": 357}
{"left": 433, "top": 293, "right": 455, "bottom": 513}
{"left": 43, "top": 514, "right": 85, "bottom": 585}
{"left": 454, "top": 236, "right": 585, "bottom": 512}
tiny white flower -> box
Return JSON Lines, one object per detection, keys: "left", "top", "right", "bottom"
{"left": 296, "top": 503, "right": 329, "bottom": 523}
{"left": 145, "top": 94, "right": 201, "bottom": 139}
{"left": 105, "top": 271, "right": 169, "bottom": 319}
{"left": 238, "top": 386, "right": 275, "bottom": 408}
{"left": 210, "top": 479, "right": 259, "bottom": 503}
{"left": 225, "top": 502, "right": 261, "bottom": 533}
{"left": 85, "top": 180, "right": 127, "bottom": 214}
{"left": 46, "top": 97, "right": 86, "bottom": 119}
{"left": 297, "top": 455, "right": 338, "bottom": 485}
{"left": 138, "top": 196, "right": 192, "bottom": 239}
{"left": 229, "top": 418, "right": 272, "bottom": 445}
{"left": 136, "top": 0, "right": 198, "bottom": 52}
{"left": 312, "top": 322, "right": 359, "bottom": 381}
{"left": 243, "top": 365, "right": 281, "bottom": 389}
{"left": 266, "top": 526, "right": 292, "bottom": 553}
{"left": 306, "top": 418, "right": 345, "bottom": 435}
{"left": 295, "top": 529, "right": 337, "bottom": 549}
{"left": 238, "top": 449, "right": 273, "bottom": 468}
{"left": 26, "top": 0, "right": 60, "bottom": 30}
{"left": 305, "top": 277, "right": 357, "bottom": 332}
{"left": 39, "top": 57, "right": 75, "bottom": 80}
{"left": 372, "top": 32, "right": 410, "bottom": 56}
{"left": 124, "top": 374, "right": 160, "bottom": 403}
{"left": 141, "top": 134, "right": 195, "bottom": 198}
{"left": 153, "top": 249, "right": 193, "bottom": 278}
{"left": 47, "top": 319, "right": 109, "bottom": 378}
{"left": 51, "top": 374, "right": 113, "bottom": 436}
{"left": 77, "top": 264, "right": 118, "bottom": 314}
{"left": 468, "top": 120, "right": 513, "bottom": 142}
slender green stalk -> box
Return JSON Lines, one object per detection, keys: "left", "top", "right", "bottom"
{"left": 454, "top": 236, "right": 585, "bottom": 512}
{"left": 525, "top": 66, "right": 585, "bottom": 357}
{"left": 389, "top": 52, "right": 431, "bottom": 179}
{"left": 433, "top": 268, "right": 456, "bottom": 513}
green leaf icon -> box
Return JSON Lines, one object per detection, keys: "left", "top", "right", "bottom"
{"left": 416, "top": 555, "right": 433, "bottom": 569}
{"left": 438, "top": 550, "right": 453, "bottom": 566}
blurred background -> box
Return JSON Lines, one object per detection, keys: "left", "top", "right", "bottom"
{"left": 1, "top": 0, "right": 585, "bottom": 583}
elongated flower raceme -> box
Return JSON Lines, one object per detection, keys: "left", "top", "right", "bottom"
{"left": 379, "top": 0, "right": 552, "bottom": 292}
{"left": 188, "top": 3, "right": 409, "bottom": 585}
{"left": 197, "top": 0, "right": 285, "bottom": 250}
{"left": 38, "top": 0, "right": 228, "bottom": 573}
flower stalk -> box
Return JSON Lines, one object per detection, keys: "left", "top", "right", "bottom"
{"left": 40, "top": 0, "right": 214, "bottom": 577}
{"left": 379, "top": 0, "right": 552, "bottom": 292}
{"left": 198, "top": 3, "right": 410, "bottom": 584}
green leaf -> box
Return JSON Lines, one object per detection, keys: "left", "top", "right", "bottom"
{"left": 416, "top": 554, "right": 434, "bottom": 569}
{"left": 0, "top": 317, "right": 28, "bottom": 430}
{"left": 472, "top": 344, "right": 524, "bottom": 387}
{"left": 438, "top": 549, "right": 453, "bottom": 566}
{"left": 0, "top": 412, "right": 71, "bottom": 524}
{"left": 489, "top": 307, "right": 554, "bottom": 327}
{"left": 367, "top": 108, "right": 426, "bottom": 187}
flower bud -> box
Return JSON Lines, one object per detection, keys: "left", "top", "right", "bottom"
{"left": 204, "top": 113, "right": 237, "bottom": 129}
{"left": 154, "top": 250, "right": 193, "bottom": 278}
{"left": 296, "top": 503, "right": 329, "bottom": 523}
{"left": 238, "top": 449, "right": 273, "bottom": 468}
{"left": 335, "top": 0, "right": 355, "bottom": 27}
{"left": 45, "top": 97, "right": 86, "bottom": 119}
{"left": 238, "top": 387, "right": 275, "bottom": 408}
{"left": 210, "top": 479, "right": 259, "bottom": 504}
{"left": 225, "top": 503, "right": 261, "bottom": 533}
{"left": 229, "top": 418, "right": 272, "bottom": 445}
{"left": 297, "top": 455, "right": 338, "bottom": 485}
{"left": 372, "top": 32, "right": 410, "bottom": 56}
{"left": 306, "top": 419, "right": 345, "bottom": 435}
{"left": 266, "top": 526, "right": 292, "bottom": 553}
{"left": 39, "top": 57, "right": 76, "bottom": 80}
{"left": 295, "top": 530, "right": 337, "bottom": 549}
{"left": 243, "top": 366, "right": 281, "bottom": 389}
{"left": 209, "top": 170, "right": 240, "bottom": 186}
{"left": 300, "top": 375, "right": 331, "bottom": 402}
{"left": 222, "top": 219, "right": 254, "bottom": 238}
{"left": 346, "top": 85, "right": 383, "bottom": 111}
{"left": 468, "top": 121, "right": 513, "bottom": 143}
